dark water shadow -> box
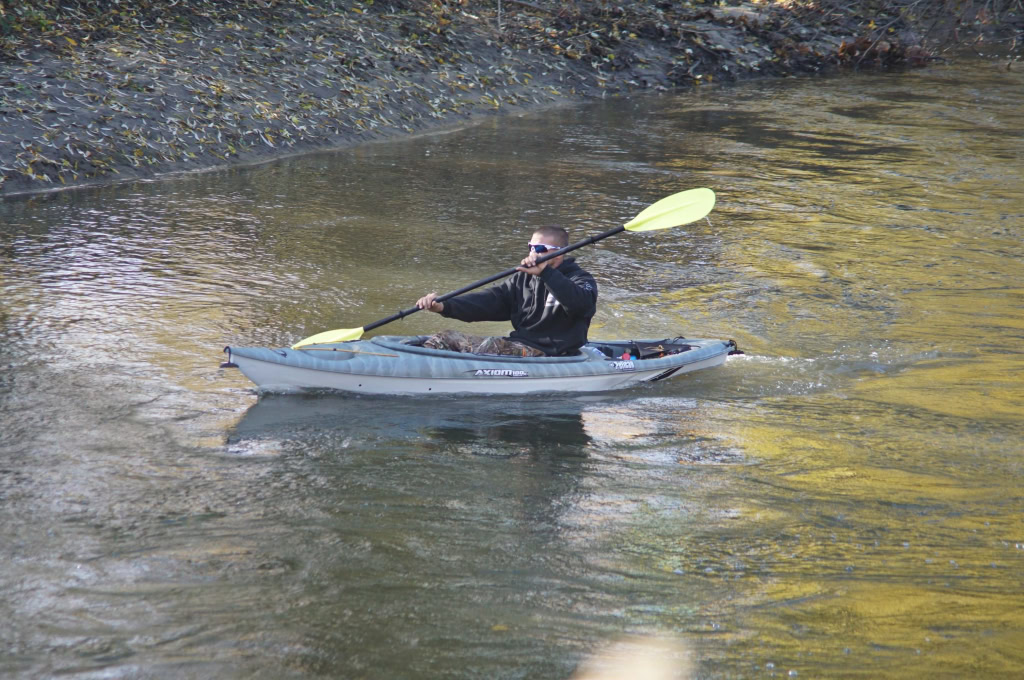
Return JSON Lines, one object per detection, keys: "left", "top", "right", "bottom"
{"left": 228, "top": 392, "right": 594, "bottom": 455}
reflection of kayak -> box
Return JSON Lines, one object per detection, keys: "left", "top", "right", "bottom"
{"left": 223, "top": 335, "right": 739, "bottom": 395}
{"left": 228, "top": 392, "right": 596, "bottom": 449}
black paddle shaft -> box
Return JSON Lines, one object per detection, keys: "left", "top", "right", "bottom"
{"left": 362, "top": 224, "right": 625, "bottom": 333}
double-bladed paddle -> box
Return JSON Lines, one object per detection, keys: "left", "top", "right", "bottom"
{"left": 291, "top": 187, "right": 715, "bottom": 349}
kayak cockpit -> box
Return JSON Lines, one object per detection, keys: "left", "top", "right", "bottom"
{"left": 370, "top": 335, "right": 591, "bottom": 363}
{"left": 370, "top": 335, "right": 700, "bottom": 363}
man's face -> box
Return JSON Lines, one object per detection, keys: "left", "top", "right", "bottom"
{"left": 528, "top": 234, "right": 564, "bottom": 266}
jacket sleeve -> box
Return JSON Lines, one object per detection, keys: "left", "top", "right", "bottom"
{"left": 538, "top": 266, "right": 597, "bottom": 317}
{"left": 440, "top": 281, "right": 514, "bottom": 322}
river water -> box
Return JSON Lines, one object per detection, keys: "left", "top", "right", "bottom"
{"left": 2, "top": 57, "right": 1022, "bottom": 678}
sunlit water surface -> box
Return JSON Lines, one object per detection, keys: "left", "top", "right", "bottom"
{"left": 2, "top": 57, "right": 1022, "bottom": 678}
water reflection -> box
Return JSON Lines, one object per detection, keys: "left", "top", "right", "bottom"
{"left": 1, "top": 55, "right": 1023, "bottom": 679}
{"left": 230, "top": 393, "right": 593, "bottom": 455}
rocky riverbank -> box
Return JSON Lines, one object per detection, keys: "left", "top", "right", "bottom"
{"left": 1, "top": 0, "right": 1018, "bottom": 197}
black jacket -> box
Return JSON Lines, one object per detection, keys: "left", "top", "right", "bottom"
{"left": 441, "top": 257, "right": 598, "bottom": 355}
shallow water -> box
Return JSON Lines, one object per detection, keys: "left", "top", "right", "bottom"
{"left": 1, "top": 57, "right": 1022, "bottom": 678}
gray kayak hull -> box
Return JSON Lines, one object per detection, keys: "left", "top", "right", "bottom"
{"left": 223, "top": 335, "right": 738, "bottom": 395}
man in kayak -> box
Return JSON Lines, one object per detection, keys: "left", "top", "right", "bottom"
{"left": 415, "top": 227, "right": 598, "bottom": 356}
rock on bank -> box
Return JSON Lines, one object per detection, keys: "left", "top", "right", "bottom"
{"left": 1, "top": 0, "right": 934, "bottom": 197}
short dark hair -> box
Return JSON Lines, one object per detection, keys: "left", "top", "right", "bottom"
{"left": 533, "top": 226, "right": 568, "bottom": 247}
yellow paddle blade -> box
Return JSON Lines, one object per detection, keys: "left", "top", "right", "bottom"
{"left": 624, "top": 187, "right": 716, "bottom": 232}
{"left": 291, "top": 326, "right": 365, "bottom": 349}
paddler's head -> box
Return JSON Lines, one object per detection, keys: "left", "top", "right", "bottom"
{"left": 528, "top": 227, "right": 569, "bottom": 268}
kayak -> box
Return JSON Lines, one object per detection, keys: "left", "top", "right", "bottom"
{"left": 222, "top": 335, "right": 740, "bottom": 395}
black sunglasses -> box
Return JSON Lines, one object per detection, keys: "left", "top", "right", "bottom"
{"left": 528, "top": 243, "right": 563, "bottom": 254}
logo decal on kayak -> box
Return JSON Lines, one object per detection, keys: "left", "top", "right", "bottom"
{"left": 610, "top": 360, "right": 635, "bottom": 371}
{"left": 472, "top": 369, "right": 529, "bottom": 378}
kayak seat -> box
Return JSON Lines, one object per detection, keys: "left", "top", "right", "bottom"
{"left": 400, "top": 335, "right": 430, "bottom": 347}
